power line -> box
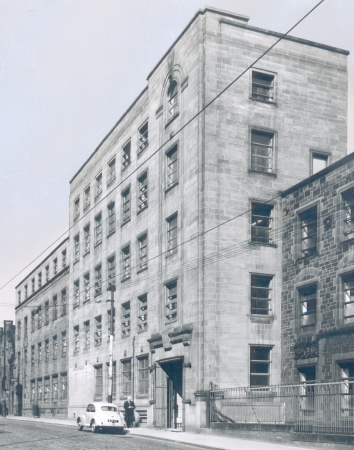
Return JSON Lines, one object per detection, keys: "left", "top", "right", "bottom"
{"left": 0, "top": 0, "right": 325, "bottom": 294}
{"left": 4, "top": 197, "right": 344, "bottom": 310}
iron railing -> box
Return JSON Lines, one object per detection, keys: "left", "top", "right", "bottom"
{"left": 210, "top": 381, "right": 354, "bottom": 434}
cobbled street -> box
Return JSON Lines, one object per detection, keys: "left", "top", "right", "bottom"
{"left": 0, "top": 420, "right": 206, "bottom": 450}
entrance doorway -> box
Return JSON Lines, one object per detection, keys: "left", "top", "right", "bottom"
{"left": 155, "top": 358, "right": 183, "bottom": 429}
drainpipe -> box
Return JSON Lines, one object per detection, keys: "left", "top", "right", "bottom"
{"left": 107, "top": 285, "right": 116, "bottom": 404}
{"left": 132, "top": 336, "right": 135, "bottom": 401}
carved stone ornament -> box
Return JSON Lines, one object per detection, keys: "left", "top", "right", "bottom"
{"left": 294, "top": 340, "right": 318, "bottom": 360}
{"left": 168, "top": 323, "right": 193, "bottom": 346}
{"left": 323, "top": 216, "right": 332, "bottom": 231}
{"left": 147, "top": 333, "right": 163, "bottom": 353}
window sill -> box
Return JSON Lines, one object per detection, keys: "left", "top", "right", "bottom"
{"left": 299, "top": 326, "right": 316, "bottom": 335}
{"left": 165, "top": 112, "right": 179, "bottom": 128}
{"left": 340, "top": 236, "right": 354, "bottom": 246}
{"left": 138, "top": 327, "right": 147, "bottom": 334}
{"left": 74, "top": 215, "right": 80, "bottom": 223}
{"left": 296, "top": 253, "right": 319, "bottom": 264}
{"left": 248, "top": 314, "right": 275, "bottom": 324}
{"left": 84, "top": 204, "right": 91, "bottom": 212}
{"left": 121, "top": 219, "right": 131, "bottom": 228}
{"left": 135, "top": 394, "right": 149, "bottom": 399}
{"left": 95, "top": 193, "right": 102, "bottom": 202}
{"left": 165, "top": 319, "right": 177, "bottom": 325}
{"left": 166, "top": 250, "right": 178, "bottom": 259}
{"left": 83, "top": 251, "right": 90, "bottom": 258}
{"left": 94, "top": 241, "right": 102, "bottom": 249}
{"left": 248, "top": 169, "right": 277, "bottom": 178}
{"left": 73, "top": 304, "right": 80, "bottom": 310}
{"left": 137, "top": 267, "right": 148, "bottom": 275}
{"left": 295, "top": 357, "right": 318, "bottom": 366}
{"left": 83, "top": 299, "right": 90, "bottom": 305}
{"left": 249, "top": 97, "right": 277, "bottom": 106}
{"left": 121, "top": 333, "right": 131, "bottom": 339}
{"left": 94, "top": 292, "right": 102, "bottom": 298}
{"left": 121, "top": 276, "right": 131, "bottom": 283}
{"left": 107, "top": 176, "right": 116, "bottom": 188}
{"left": 138, "top": 144, "right": 149, "bottom": 157}
{"left": 73, "top": 259, "right": 79, "bottom": 266}
{"left": 121, "top": 163, "right": 131, "bottom": 174}
{"left": 137, "top": 206, "right": 148, "bottom": 216}
{"left": 107, "top": 230, "right": 116, "bottom": 239}
{"left": 165, "top": 182, "right": 178, "bottom": 194}
{"left": 249, "top": 240, "right": 277, "bottom": 248}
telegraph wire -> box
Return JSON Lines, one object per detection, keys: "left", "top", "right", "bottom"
{"left": 0, "top": 0, "right": 325, "bottom": 293}
{"left": 1, "top": 198, "right": 346, "bottom": 310}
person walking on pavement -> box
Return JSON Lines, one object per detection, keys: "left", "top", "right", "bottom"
{"left": 2, "top": 399, "right": 7, "bottom": 418}
{"left": 123, "top": 396, "right": 135, "bottom": 428}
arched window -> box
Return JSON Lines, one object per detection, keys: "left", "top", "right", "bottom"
{"left": 167, "top": 78, "right": 178, "bottom": 118}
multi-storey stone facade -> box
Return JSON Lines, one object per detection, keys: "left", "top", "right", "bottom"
{"left": 15, "top": 238, "right": 69, "bottom": 418}
{"left": 66, "top": 7, "right": 348, "bottom": 430}
{"left": 281, "top": 153, "right": 354, "bottom": 385}
{"left": 0, "top": 321, "right": 15, "bottom": 415}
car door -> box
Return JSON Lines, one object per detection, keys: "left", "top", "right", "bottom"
{"left": 85, "top": 404, "right": 93, "bottom": 424}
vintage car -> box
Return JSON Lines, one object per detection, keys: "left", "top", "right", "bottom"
{"left": 77, "top": 402, "right": 125, "bottom": 433}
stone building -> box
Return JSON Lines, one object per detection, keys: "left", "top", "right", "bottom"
{"left": 15, "top": 238, "right": 69, "bottom": 418}
{"left": 0, "top": 320, "right": 16, "bottom": 415}
{"left": 66, "top": 6, "right": 349, "bottom": 430}
{"left": 281, "top": 153, "right": 354, "bottom": 386}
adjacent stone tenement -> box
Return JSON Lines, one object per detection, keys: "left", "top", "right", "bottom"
{"left": 281, "top": 152, "right": 354, "bottom": 385}
{"left": 15, "top": 238, "right": 69, "bottom": 418}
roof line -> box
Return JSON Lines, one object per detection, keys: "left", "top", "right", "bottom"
{"left": 224, "top": 20, "right": 350, "bottom": 56}
{"left": 15, "top": 237, "right": 69, "bottom": 289}
{"left": 146, "top": 7, "right": 250, "bottom": 80}
{"left": 146, "top": 6, "right": 348, "bottom": 81}
{"left": 69, "top": 86, "right": 148, "bottom": 184}
{"left": 281, "top": 152, "right": 354, "bottom": 198}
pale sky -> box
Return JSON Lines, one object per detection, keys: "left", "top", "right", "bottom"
{"left": 1, "top": 0, "right": 353, "bottom": 323}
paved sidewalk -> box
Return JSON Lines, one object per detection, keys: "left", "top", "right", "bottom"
{"left": 4, "top": 415, "right": 314, "bottom": 450}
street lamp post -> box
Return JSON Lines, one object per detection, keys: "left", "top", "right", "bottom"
{"left": 107, "top": 284, "right": 116, "bottom": 404}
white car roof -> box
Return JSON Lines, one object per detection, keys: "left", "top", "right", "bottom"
{"left": 90, "top": 402, "right": 118, "bottom": 408}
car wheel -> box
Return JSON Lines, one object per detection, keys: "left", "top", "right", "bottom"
{"left": 91, "top": 420, "right": 98, "bottom": 433}
{"left": 77, "top": 420, "right": 83, "bottom": 431}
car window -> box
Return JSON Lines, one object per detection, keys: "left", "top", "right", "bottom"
{"left": 92, "top": 405, "right": 96, "bottom": 412}
{"left": 101, "top": 406, "right": 117, "bottom": 412}
{"left": 86, "top": 404, "right": 91, "bottom": 412}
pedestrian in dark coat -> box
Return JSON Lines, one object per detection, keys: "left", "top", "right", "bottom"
{"left": 123, "top": 396, "right": 135, "bottom": 428}
{"left": 2, "top": 399, "right": 7, "bottom": 418}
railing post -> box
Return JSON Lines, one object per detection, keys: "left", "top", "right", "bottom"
{"left": 206, "top": 390, "right": 210, "bottom": 428}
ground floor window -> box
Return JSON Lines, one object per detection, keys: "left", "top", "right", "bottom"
{"left": 60, "top": 373, "right": 67, "bottom": 400}
{"left": 52, "top": 375, "right": 58, "bottom": 401}
{"left": 44, "top": 378, "right": 50, "bottom": 402}
{"left": 95, "top": 365, "right": 103, "bottom": 400}
{"left": 121, "top": 359, "right": 132, "bottom": 397}
{"left": 250, "top": 346, "right": 272, "bottom": 387}
{"left": 338, "top": 361, "right": 354, "bottom": 417}
{"left": 106, "top": 362, "right": 116, "bottom": 399}
{"left": 138, "top": 355, "right": 149, "bottom": 396}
